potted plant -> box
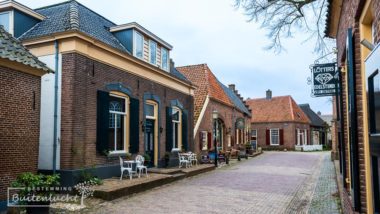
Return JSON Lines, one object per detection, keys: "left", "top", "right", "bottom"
{"left": 11, "top": 172, "right": 60, "bottom": 214}
{"left": 164, "top": 152, "right": 171, "bottom": 167}
{"left": 245, "top": 142, "right": 253, "bottom": 155}
{"left": 143, "top": 153, "right": 151, "bottom": 167}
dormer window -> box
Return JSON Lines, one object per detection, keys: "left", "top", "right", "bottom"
{"left": 161, "top": 47, "right": 169, "bottom": 71}
{"left": 134, "top": 31, "right": 143, "bottom": 59}
{"left": 0, "top": 11, "right": 11, "bottom": 33}
{"left": 149, "top": 40, "right": 157, "bottom": 65}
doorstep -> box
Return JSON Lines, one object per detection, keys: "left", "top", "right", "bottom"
{"left": 93, "top": 164, "right": 215, "bottom": 201}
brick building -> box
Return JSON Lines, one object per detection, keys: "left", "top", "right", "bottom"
{"left": 246, "top": 91, "right": 310, "bottom": 150}
{"left": 177, "top": 64, "right": 251, "bottom": 154}
{"left": 0, "top": 0, "right": 195, "bottom": 186}
{"left": 325, "top": 0, "right": 380, "bottom": 212}
{"left": 0, "top": 26, "right": 51, "bottom": 210}
{"left": 299, "top": 104, "right": 327, "bottom": 146}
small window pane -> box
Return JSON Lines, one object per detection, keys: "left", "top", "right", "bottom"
{"left": 0, "top": 12, "right": 10, "bottom": 32}
{"left": 109, "top": 96, "right": 125, "bottom": 112}
{"left": 146, "top": 104, "right": 155, "bottom": 117}
{"left": 135, "top": 32, "right": 143, "bottom": 59}
{"left": 161, "top": 48, "right": 168, "bottom": 71}
{"left": 172, "top": 108, "right": 180, "bottom": 121}
{"left": 149, "top": 41, "right": 157, "bottom": 64}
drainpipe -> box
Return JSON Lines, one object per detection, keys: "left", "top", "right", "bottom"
{"left": 53, "top": 40, "right": 59, "bottom": 174}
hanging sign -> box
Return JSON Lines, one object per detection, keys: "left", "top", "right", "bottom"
{"left": 311, "top": 63, "right": 338, "bottom": 97}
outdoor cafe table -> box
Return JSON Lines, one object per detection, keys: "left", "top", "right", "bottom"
{"left": 124, "top": 160, "right": 138, "bottom": 173}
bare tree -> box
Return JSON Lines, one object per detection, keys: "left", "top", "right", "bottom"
{"left": 234, "top": 0, "right": 333, "bottom": 54}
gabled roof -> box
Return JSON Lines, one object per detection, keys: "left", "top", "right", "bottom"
{"left": 219, "top": 82, "right": 251, "bottom": 116}
{"left": 299, "top": 104, "right": 325, "bottom": 127}
{"left": 16, "top": 0, "right": 187, "bottom": 82}
{"left": 176, "top": 64, "right": 233, "bottom": 123}
{"left": 0, "top": 25, "right": 51, "bottom": 73}
{"left": 246, "top": 96, "right": 310, "bottom": 124}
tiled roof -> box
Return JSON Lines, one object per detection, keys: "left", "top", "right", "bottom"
{"left": 176, "top": 64, "right": 233, "bottom": 124}
{"left": 246, "top": 96, "right": 310, "bottom": 124}
{"left": 299, "top": 104, "right": 325, "bottom": 127}
{"left": 19, "top": 1, "right": 127, "bottom": 52}
{"left": 0, "top": 26, "right": 51, "bottom": 73}
{"left": 17, "top": 0, "right": 188, "bottom": 82}
{"left": 219, "top": 82, "right": 251, "bottom": 116}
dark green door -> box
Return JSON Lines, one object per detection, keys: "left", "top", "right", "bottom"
{"left": 145, "top": 119, "right": 155, "bottom": 167}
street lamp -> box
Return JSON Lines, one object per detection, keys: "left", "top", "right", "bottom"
{"left": 212, "top": 110, "right": 218, "bottom": 167}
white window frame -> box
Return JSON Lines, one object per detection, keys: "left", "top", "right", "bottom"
{"left": 0, "top": 11, "right": 13, "bottom": 35}
{"left": 161, "top": 47, "right": 169, "bottom": 71}
{"left": 145, "top": 103, "right": 156, "bottom": 120}
{"left": 304, "top": 129, "right": 308, "bottom": 145}
{"left": 108, "top": 93, "right": 129, "bottom": 153}
{"left": 149, "top": 40, "right": 157, "bottom": 65}
{"left": 270, "top": 128, "right": 280, "bottom": 146}
{"left": 133, "top": 30, "right": 144, "bottom": 59}
{"left": 172, "top": 107, "right": 182, "bottom": 150}
{"left": 201, "top": 131, "right": 208, "bottom": 150}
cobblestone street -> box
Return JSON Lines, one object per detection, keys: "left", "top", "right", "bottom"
{"left": 90, "top": 152, "right": 340, "bottom": 214}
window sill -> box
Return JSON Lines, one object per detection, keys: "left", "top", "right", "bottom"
{"left": 107, "top": 151, "right": 129, "bottom": 158}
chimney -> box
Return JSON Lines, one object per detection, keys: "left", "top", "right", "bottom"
{"left": 317, "top": 111, "right": 322, "bottom": 116}
{"left": 266, "top": 89, "right": 272, "bottom": 100}
{"left": 228, "top": 84, "right": 235, "bottom": 91}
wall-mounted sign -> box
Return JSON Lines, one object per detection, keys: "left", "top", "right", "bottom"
{"left": 311, "top": 63, "right": 338, "bottom": 97}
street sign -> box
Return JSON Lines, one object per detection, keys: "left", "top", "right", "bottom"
{"left": 311, "top": 63, "right": 338, "bottom": 97}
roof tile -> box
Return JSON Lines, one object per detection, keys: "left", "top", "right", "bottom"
{"left": 247, "top": 96, "right": 310, "bottom": 124}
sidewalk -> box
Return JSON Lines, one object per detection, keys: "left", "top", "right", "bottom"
{"left": 308, "top": 153, "right": 341, "bottom": 214}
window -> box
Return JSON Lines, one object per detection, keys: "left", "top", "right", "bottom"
{"left": 145, "top": 104, "right": 155, "bottom": 118}
{"left": 108, "top": 93, "right": 128, "bottom": 153}
{"left": 0, "top": 12, "right": 10, "bottom": 33}
{"left": 251, "top": 129, "right": 257, "bottom": 145}
{"left": 172, "top": 107, "right": 182, "bottom": 150}
{"left": 201, "top": 131, "right": 208, "bottom": 150}
{"left": 149, "top": 40, "right": 157, "bottom": 65}
{"left": 270, "top": 129, "right": 279, "bottom": 145}
{"left": 134, "top": 31, "right": 144, "bottom": 59}
{"left": 161, "top": 47, "right": 169, "bottom": 71}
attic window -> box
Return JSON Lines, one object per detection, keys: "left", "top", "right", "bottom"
{"left": 0, "top": 11, "right": 11, "bottom": 33}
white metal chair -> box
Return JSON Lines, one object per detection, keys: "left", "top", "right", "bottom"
{"left": 119, "top": 156, "right": 133, "bottom": 180}
{"left": 178, "top": 153, "right": 190, "bottom": 168}
{"left": 136, "top": 155, "right": 148, "bottom": 178}
{"left": 189, "top": 153, "right": 198, "bottom": 166}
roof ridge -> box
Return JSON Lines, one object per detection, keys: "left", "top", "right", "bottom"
{"left": 69, "top": 1, "right": 79, "bottom": 30}
{"left": 289, "top": 96, "right": 295, "bottom": 121}
{"left": 248, "top": 95, "right": 291, "bottom": 101}
{"left": 176, "top": 63, "right": 208, "bottom": 68}
{"left": 35, "top": 0, "right": 117, "bottom": 26}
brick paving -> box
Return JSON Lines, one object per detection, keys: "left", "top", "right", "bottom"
{"left": 87, "top": 151, "right": 339, "bottom": 214}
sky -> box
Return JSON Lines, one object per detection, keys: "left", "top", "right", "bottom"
{"left": 19, "top": 0, "right": 333, "bottom": 114}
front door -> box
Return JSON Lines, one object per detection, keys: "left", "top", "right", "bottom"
{"left": 145, "top": 119, "right": 155, "bottom": 167}
{"left": 366, "top": 43, "right": 380, "bottom": 213}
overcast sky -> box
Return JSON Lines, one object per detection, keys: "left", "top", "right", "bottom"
{"left": 19, "top": 0, "right": 333, "bottom": 114}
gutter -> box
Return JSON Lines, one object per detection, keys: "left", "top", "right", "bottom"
{"left": 53, "top": 40, "right": 59, "bottom": 173}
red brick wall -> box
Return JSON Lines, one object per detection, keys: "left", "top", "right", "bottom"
{"left": 333, "top": 0, "right": 380, "bottom": 212}
{"left": 0, "top": 66, "right": 41, "bottom": 201}
{"left": 60, "top": 53, "right": 194, "bottom": 169}
{"left": 194, "top": 99, "right": 250, "bottom": 153}
{"left": 251, "top": 122, "right": 309, "bottom": 150}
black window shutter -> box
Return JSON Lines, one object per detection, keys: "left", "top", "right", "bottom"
{"left": 280, "top": 129, "right": 284, "bottom": 145}
{"left": 166, "top": 107, "right": 173, "bottom": 152}
{"left": 182, "top": 110, "right": 188, "bottom": 151}
{"left": 129, "top": 97, "right": 140, "bottom": 154}
{"left": 96, "top": 90, "right": 109, "bottom": 154}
